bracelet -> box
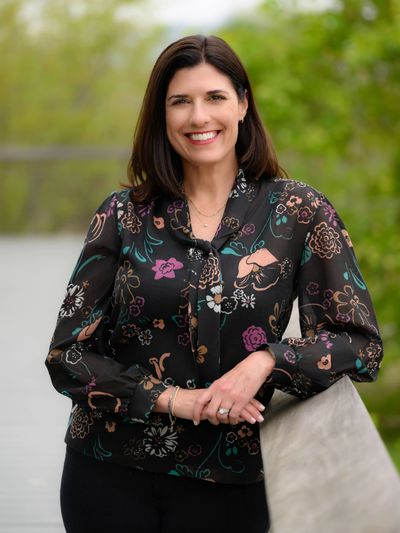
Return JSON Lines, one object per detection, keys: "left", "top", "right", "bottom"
{"left": 167, "top": 386, "right": 180, "bottom": 428}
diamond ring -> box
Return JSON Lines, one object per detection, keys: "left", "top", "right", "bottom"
{"left": 218, "top": 407, "right": 230, "bottom": 416}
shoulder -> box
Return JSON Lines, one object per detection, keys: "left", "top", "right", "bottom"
{"left": 267, "top": 178, "right": 339, "bottom": 225}
{"left": 266, "top": 177, "right": 324, "bottom": 203}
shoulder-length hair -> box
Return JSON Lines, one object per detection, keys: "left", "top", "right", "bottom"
{"left": 127, "top": 34, "right": 286, "bottom": 202}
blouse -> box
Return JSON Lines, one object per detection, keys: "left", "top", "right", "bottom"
{"left": 46, "top": 170, "right": 383, "bottom": 484}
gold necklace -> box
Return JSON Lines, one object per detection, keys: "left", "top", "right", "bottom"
{"left": 188, "top": 197, "right": 226, "bottom": 216}
{"left": 188, "top": 205, "right": 222, "bottom": 228}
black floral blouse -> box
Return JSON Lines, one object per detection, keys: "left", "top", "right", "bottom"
{"left": 46, "top": 170, "right": 383, "bottom": 484}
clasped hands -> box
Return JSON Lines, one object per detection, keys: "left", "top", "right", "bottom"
{"left": 157, "top": 349, "right": 275, "bottom": 426}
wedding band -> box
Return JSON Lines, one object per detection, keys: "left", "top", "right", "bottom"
{"left": 218, "top": 407, "right": 230, "bottom": 416}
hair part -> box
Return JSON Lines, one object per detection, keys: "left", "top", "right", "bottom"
{"left": 127, "top": 34, "right": 286, "bottom": 202}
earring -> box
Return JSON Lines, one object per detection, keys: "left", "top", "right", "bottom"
{"left": 240, "top": 117, "right": 244, "bottom": 124}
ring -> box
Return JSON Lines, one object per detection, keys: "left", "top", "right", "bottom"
{"left": 218, "top": 407, "right": 230, "bottom": 416}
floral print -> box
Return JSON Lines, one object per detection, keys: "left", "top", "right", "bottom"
{"left": 242, "top": 326, "right": 268, "bottom": 352}
{"left": 46, "top": 170, "right": 382, "bottom": 485}
{"left": 59, "top": 283, "right": 85, "bottom": 318}
{"left": 309, "top": 221, "right": 342, "bottom": 259}
{"left": 152, "top": 258, "right": 184, "bottom": 280}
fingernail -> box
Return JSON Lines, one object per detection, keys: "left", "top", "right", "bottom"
{"left": 193, "top": 420, "right": 199, "bottom": 426}
{"left": 250, "top": 417, "right": 256, "bottom": 424}
{"left": 259, "top": 404, "right": 266, "bottom": 411}
{"left": 257, "top": 415, "right": 264, "bottom": 423}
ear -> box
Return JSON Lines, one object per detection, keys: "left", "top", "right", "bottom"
{"left": 239, "top": 89, "right": 248, "bottom": 120}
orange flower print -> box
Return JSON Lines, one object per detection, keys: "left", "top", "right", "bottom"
{"left": 317, "top": 354, "right": 332, "bottom": 370}
{"left": 120, "top": 202, "right": 142, "bottom": 234}
{"left": 235, "top": 248, "right": 280, "bottom": 291}
{"left": 113, "top": 261, "right": 140, "bottom": 304}
{"left": 105, "top": 421, "right": 117, "bottom": 433}
{"left": 334, "top": 285, "right": 370, "bottom": 326}
{"left": 309, "top": 222, "right": 342, "bottom": 259}
{"left": 153, "top": 318, "right": 165, "bottom": 329}
{"left": 153, "top": 216, "right": 165, "bottom": 229}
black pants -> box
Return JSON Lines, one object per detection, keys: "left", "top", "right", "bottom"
{"left": 61, "top": 447, "right": 269, "bottom": 533}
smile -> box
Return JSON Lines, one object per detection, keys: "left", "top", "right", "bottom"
{"left": 185, "top": 130, "right": 220, "bottom": 143}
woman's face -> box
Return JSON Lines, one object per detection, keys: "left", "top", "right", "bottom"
{"left": 165, "top": 63, "right": 248, "bottom": 170}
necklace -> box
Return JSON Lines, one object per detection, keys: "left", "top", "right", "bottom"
{"left": 181, "top": 183, "right": 231, "bottom": 228}
{"left": 188, "top": 197, "right": 226, "bottom": 216}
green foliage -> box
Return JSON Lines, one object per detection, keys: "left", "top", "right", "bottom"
{"left": 0, "top": 0, "right": 399, "bottom": 465}
{"left": 219, "top": 0, "right": 400, "bottom": 467}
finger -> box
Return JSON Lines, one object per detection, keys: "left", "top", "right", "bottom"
{"left": 205, "top": 396, "right": 223, "bottom": 426}
{"left": 249, "top": 398, "right": 266, "bottom": 413}
{"left": 238, "top": 407, "right": 258, "bottom": 425}
{"left": 216, "top": 405, "right": 233, "bottom": 425}
{"left": 242, "top": 403, "right": 264, "bottom": 423}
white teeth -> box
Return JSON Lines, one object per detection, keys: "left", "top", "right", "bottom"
{"left": 188, "top": 131, "right": 218, "bottom": 141}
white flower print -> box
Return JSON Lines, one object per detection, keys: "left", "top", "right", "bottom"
{"left": 206, "top": 285, "right": 223, "bottom": 313}
{"left": 138, "top": 329, "right": 152, "bottom": 346}
{"left": 60, "top": 283, "right": 85, "bottom": 318}
{"left": 241, "top": 293, "right": 256, "bottom": 309}
{"left": 232, "top": 289, "right": 255, "bottom": 309}
{"left": 143, "top": 424, "right": 178, "bottom": 457}
{"left": 232, "top": 289, "right": 245, "bottom": 300}
{"left": 65, "top": 343, "right": 84, "bottom": 365}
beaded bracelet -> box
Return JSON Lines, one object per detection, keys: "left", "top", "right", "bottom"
{"left": 167, "top": 386, "right": 180, "bottom": 428}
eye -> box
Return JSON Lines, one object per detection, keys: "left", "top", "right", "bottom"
{"left": 170, "top": 98, "right": 189, "bottom": 105}
{"left": 209, "top": 94, "right": 226, "bottom": 101}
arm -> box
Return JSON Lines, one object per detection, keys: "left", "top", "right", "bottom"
{"left": 45, "top": 192, "right": 167, "bottom": 422}
{"left": 193, "top": 193, "right": 383, "bottom": 424}
{"left": 265, "top": 195, "right": 383, "bottom": 397}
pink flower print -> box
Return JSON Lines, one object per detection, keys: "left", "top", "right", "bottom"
{"left": 129, "top": 296, "right": 145, "bottom": 317}
{"left": 242, "top": 325, "right": 267, "bottom": 352}
{"left": 241, "top": 223, "right": 255, "bottom": 236}
{"left": 152, "top": 258, "right": 184, "bottom": 280}
{"left": 323, "top": 202, "right": 338, "bottom": 226}
{"left": 297, "top": 206, "right": 313, "bottom": 224}
{"left": 167, "top": 200, "right": 184, "bottom": 213}
{"left": 137, "top": 201, "right": 154, "bottom": 217}
{"left": 105, "top": 195, "right": 117, "bottom": 217}
{"left": 188, "top": 444, "right": 202, "bottom": 456}
{"left": 306, "top": 282, "right": 319, "bottom": 296}
{"left": 284, "top": 350, "right": 296, "bottom": 364}
{"left": 320, "top": 332, "right": 333, "bottom": 350}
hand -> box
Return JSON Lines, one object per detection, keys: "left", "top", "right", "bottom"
{"left": 192, "top": 350, "right": 275, "bottom": 426}
{"left": 154, "top": 387, "right": 265, "bottom": 425}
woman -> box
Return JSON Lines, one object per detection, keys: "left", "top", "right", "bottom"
{"left": 46, "top": 35, "right": 383, "bottom": 533}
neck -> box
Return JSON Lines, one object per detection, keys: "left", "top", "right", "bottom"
{"left": 182, "top": 158, "right": 238, "bottom": 205}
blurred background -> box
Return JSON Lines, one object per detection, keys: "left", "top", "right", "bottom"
{"left": 0, "top": 0, "right": 399, "bottom": 528}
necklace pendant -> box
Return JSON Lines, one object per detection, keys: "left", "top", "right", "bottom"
{"left": 203, "top": 223, "right": 208, "bottom": 227}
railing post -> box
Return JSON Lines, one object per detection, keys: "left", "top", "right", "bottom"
{"left": 260, "top": 376, "right": 400, "bottom": 532}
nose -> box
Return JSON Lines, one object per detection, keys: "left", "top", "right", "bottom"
{"left": 189, "top": 101, "right": 210, "bottom": 128}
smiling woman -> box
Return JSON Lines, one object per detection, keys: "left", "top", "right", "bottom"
{"left": 165, "top": 63, "right": 247, "bottom": 172}
{"left": 46, "top": 34, "right": 383, "bottom": 533}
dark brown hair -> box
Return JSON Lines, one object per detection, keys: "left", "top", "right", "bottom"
{"left": 127, "top": 34, "right": 285, "bottom": 202}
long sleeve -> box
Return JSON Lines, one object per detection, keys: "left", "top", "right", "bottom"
{"left": 45, "top": 192, "right": 167, "bottom": 422}
{"left": 266, "top": 194, "right": 383, "bottom": 398}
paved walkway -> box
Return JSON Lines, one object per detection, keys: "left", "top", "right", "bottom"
{"left": 0, "top": 237, "right": 83, "bottom": 532}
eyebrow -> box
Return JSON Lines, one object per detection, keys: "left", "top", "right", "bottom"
{"left": 167, "top": 89, "right": 229, "bottom": 101}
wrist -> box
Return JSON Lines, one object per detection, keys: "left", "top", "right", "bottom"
{"left": 154, "top": 386, "right": 173, "bottom": 413}
{"left": 252, "top": 348, "right": 276, "bottom": 375}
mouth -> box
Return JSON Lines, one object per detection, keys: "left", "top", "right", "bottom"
{"left": 185, "top": 130, "right": 221, "bottom": 144}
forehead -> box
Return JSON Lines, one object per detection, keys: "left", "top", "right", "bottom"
{"left": 166, "top": 63, "right": 236, "bottom": 95}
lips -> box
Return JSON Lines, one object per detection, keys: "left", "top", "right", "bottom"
{"left": 185, "top": 130, "right": 221, "bottom": 144}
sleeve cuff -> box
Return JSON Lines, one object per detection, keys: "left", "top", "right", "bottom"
{"left": 126, "top": 372, "right": 168, "bottom": 422}
{"left": 259, "top": 342, "right": 299, "bottom": 389}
